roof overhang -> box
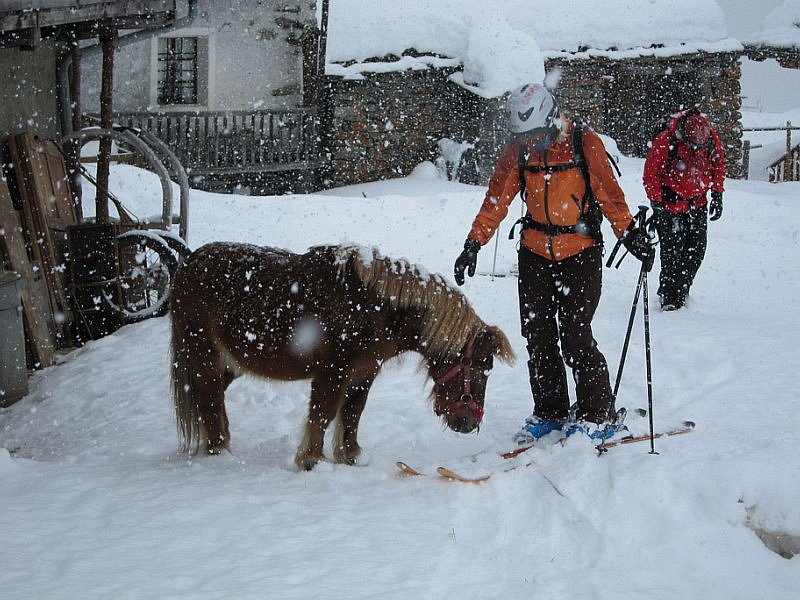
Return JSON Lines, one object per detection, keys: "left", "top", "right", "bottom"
{"left": 0, "top": 0, "right": 176, "bottom": 48}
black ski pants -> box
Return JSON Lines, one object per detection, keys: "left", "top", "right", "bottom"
{"left": 517, "top": 244, "right": 614, "bottom": 425}
{"left": 653, "top": 197, "right": 708, "bottom": 305}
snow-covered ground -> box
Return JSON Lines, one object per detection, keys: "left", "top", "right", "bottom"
{"left": 1, "top": 150, "right": 799, "bottom": 598}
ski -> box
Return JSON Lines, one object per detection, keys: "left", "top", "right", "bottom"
{"left": 395, "top": 461, "right": 530, "bottom": 483}
{"left": 435, "top": 466, "right": 491, "bottom": 484}
{"left": 395, "top": 461, "right": 424, "bottom": 477}
{"left": 502, "top": 417, "right": 694, "bottom": 459}
{"left": 396, "top": 461, "right": 490, "bottom": 483}
{"left": 594, "top": 420, "right": 695, "bottom": 453}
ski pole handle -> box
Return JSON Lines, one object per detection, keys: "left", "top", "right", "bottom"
{"left": 635, "top": 205, "right": 649, "bottom": 229}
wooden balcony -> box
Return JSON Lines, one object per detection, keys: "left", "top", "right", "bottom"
{"left": 97, "top": 108, "right": 322, "bottom": 176}
{"left": 768, "top": 143, "right": 800, "bottom": 183}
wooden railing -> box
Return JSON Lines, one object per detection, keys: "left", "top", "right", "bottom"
{"left": 742, "top": 122, "right": 800, "bottom": 182}
{"left": 768, "top": 143, "right": 800, "bottom": 183}
{"left": 90, "top": 108, "right": 321, "bottom": 176}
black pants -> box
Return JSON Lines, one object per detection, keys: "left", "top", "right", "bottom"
{"left": 517, "top": 245, "right": 614, "bottom": 424}
{"left": 653, "top": 198, "right": 708, "bottom": 306}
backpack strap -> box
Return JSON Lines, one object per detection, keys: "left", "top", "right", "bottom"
{"left": 571, "top": 121, "right": 605, "bottom": 245}
{"left": 518, "top": 143, "right": 529, "bottom": 202}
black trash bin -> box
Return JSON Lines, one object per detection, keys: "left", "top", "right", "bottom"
{"left": 0, "top": 271, "right": 28, "bottom": 406}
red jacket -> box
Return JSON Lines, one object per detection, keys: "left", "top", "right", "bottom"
{"left": 643, "top": 111, "right": 725, "bottom": 214}
{"left": 467, "top": 120, "right": 633, "bottom": 261}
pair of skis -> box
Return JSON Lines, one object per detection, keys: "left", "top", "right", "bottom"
{"left": 396, "top": 418, "right": 695, "bottom": 484}
{"left": 500, "top": 418, "right": 696, "bottom": 459}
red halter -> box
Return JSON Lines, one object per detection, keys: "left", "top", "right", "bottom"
{"left": 432, "top": 344, "right": 485, "bottom": 423}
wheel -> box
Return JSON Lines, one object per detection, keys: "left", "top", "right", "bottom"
{"left": 107, "top": 230, "right": 178, "bottom": 322}
{"left": 149, "top": 230, "right": 191, "bottom": 266}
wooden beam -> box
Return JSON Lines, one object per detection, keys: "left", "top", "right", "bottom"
{"left": 94, "top": 31, "right": 116, "bottom": 224}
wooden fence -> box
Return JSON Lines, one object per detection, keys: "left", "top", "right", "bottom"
{"left": 96, "top": 108, "right": 322, "bottom": 176}
{"left": 742, "top": 122, "right": 800, "bottom": 182}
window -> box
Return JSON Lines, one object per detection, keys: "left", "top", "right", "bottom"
{"left": 157, "top": 37, "right": 199, "bottom": 105}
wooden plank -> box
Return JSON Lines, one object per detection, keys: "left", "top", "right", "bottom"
{"left": 0, "top": 176, "right": 55, "bottom": 367}
{"left": 8, "top": 133, "right": 78, "bottom": 346}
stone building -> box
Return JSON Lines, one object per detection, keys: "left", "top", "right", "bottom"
{"left": 315, "top": 1, "right": 748, "bottom": 187}
{"left": 318, "top": 49, "right": 744, "bottom": 188}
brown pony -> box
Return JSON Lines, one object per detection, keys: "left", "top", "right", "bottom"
{"left": 169, "top": 242, "right": 514, "bottom": 470}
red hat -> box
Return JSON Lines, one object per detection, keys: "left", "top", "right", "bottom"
{"left": 684, "top": 115, "right": 711, "bottom": 145}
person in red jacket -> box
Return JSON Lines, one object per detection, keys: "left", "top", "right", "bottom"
{"left": 643, "top": 109, "right": 725, "bottom": 310}
{"left": 453, "top": 83, "right": 654, "bottom": 445}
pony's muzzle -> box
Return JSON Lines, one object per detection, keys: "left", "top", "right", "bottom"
{"left": 444, "top": 395, "right": 483, "bottom": 433}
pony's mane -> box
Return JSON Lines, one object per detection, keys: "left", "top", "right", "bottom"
{"left": 324, "top": 245, "right": 486, "bottom": 358}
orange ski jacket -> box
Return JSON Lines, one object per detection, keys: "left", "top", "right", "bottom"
{"left": 467, "top": 120, "right": 634, "bottom": 261}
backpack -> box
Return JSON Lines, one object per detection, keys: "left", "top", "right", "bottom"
{"left": 509, "top": 120, "right": 620, "bottom": 245}
{"left": 649, "top": 107, "right": 712, "bottom": 163}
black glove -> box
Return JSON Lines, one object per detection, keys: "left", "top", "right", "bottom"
{"left": 454, "top": 238, "right": 480, "bottom": 285}
{"left": 709, "top": 191, "right": 723, "bottom": 221}
{"left": 622, "top": 225, "right": 655, "bottom": 272}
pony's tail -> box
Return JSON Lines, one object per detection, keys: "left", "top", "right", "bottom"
{"left": 170, "top": 309, "right": 202, "bottom": 454}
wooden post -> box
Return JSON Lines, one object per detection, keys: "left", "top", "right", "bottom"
{"left": 742, "top": 139, "right": 750, "bottom": 180}
{"left": 318, "top": 0, "right": 329, "bottom": 81}
{"left": 70, "top": 37, "right": 82, "bottom": 132}
{"left": 68, "top": 34, "right": 84, "bottom": 221}
{"left": 785, "top": 121, "right": 793, "bottom": 182}
{"left": 95, "top": 31, "right": 117, "bottom": 223}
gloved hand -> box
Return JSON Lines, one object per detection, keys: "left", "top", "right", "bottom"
{"left": 622, "top": 225, "right": 655, "bottom": 272}
{"left": 454, "top": 238, "right": 481, "bottom": 285}
{"left": 709, "top": 191, "right": 723, "bottom": 221}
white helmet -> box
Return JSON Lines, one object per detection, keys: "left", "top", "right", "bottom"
{"left": 506, "top": 83, "right": 560, "bottom": 136}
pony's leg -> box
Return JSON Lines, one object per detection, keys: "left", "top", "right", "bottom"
{"left": 295, "top": 371, "right": 343, "bottom": 471}
{"left": 193, "top": 340, "right": 230, "bottom": 454}
{"left": 333, "top": 376, "right": 375, "bottom": 465}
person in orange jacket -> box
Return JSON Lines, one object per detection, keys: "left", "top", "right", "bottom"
{"left": 453, "top": 83, "right": 654, "bottom": 445}
{"left": 643, "top": 109, "right": 725, "bottom": 310}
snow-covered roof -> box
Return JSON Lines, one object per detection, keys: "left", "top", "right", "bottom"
{"left": 743, "top": 1, "right": 800, "bottom": 48}
{"left": 324, "top": 0, "right": 741, "bottom": 98}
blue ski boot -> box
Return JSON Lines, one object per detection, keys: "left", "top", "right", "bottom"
{"left": 512, "top": 416, "right": 564, "bottom": 446}
{"left": 565, "top": 408, "right": 627, "bottom": 441}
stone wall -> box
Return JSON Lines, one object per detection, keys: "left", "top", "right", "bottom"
{"left": 321, "top": 50, "right": 743, "bottom": 188}
{"left": 547, "top": 51, "right": 742, "bottom": 177}
{"left": 319, "top": 69, "right": 507, "bottom": 188}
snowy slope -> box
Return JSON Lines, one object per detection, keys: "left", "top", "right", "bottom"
{"left": 1, "top": 155, "right": 799, "bottom": 599}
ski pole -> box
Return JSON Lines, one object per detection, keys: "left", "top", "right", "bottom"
{"left": 612, "top": 267, "right": 644, "bottom": 399}
{"left": 632, "top": 205, "right": 658, "bottom": 454}
{"left": 642, "top": 263, "right": 657, "bottom": 454}
{"left": 610, "top": 206, "right": 649, "bottom": 398}
{"left": 490, "top": 232, "right": 499, "bottom": 281}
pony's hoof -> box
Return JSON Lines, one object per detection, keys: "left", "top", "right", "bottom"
{"left": 333, "top": 446, "right": 362, "bottom": 466}
{"left": 295, "top": 454, "right": 321, "bottom": 471}
{"left": 206, "top": 444, "right": 228, "bottom": 455}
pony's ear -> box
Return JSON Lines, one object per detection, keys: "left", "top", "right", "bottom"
{"left": 484, "top": 325, "right": 516, "bottom": 364}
